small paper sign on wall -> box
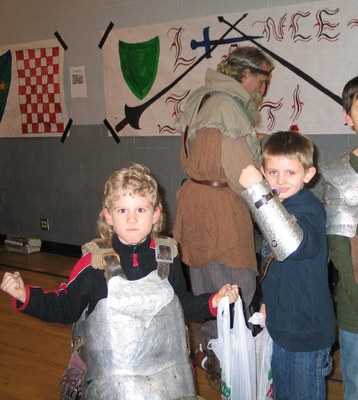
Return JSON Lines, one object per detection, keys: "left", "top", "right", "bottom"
{"left": 70, "top": 66, "right": 87, "bottom": 98}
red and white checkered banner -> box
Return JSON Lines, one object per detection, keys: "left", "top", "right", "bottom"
{"left": 0, "top": 39, "right": 68, "bottom": 138}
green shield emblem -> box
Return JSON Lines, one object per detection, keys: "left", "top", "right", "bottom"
{"left": 119, "top": 36, "right": 160, "bottom": 100}
{"left": 0, "top": 50, "right": 12, "bottom": 122}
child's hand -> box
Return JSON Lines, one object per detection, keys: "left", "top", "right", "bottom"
{"left": 239, "top": 164, "right": 264, "bottom": 189}
{"left": 212, "top": 284, "right": 239, "bottom": 308}
{"left": 1, "top": 272, "right": 26, "bottom": 303}
{"left": 259, "top": 303, "right": 266, "bottom": 327}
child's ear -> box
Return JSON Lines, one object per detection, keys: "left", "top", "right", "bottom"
{"left": 260, "top": 165, "right": 266, "bottom": 177}
{"left": 103, "top": 208, "right": 113, "bottom": 225}
{"left": 303, "top": 166, "right": 316, "bottom": 184}
{"left": 152, "top": 207, "right": 161, "bottom": 225}
{"left": 344, "top": 110, "right": 353, "bottom": 126}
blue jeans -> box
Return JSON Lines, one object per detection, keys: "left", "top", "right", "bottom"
{"left": 339, "top": 328, "right": 358, "bottom": 400}
{"left": 271, "top": 341, "right": 332, "bottom": 400}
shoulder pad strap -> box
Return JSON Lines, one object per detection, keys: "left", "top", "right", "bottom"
{"left": 153, "top": 236, "right": 178, "bottom": 258}
{"left": 81, "top": 238, "right": 116, "bottom": 270}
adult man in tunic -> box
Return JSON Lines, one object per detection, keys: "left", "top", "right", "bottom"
{"left": 173, "top": 46, "right": 274, "bottom": 345}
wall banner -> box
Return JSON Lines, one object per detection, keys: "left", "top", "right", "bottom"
{"left": 0, "top": 38, "right": 68, "bottom": 138}
{"left": 103, "top": 0, "right": 357, "bottom": 136}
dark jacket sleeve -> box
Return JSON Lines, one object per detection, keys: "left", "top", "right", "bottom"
{"left": 14, "top": 254, "right": 107, "bottom": 324}
{"left": 284, "top": 190, "right": 326, "bottom": 260}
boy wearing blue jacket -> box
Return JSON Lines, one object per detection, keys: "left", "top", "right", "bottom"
{"left": 239, "top": 131, "right": 335, "bottom": 400}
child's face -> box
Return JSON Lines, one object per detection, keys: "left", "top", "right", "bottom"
{"left": 103, "top": 194, "right": 160, "bottom": 245}
{"left": 344, "top": 96, "right": 358, "bottom": 135}
{"left": 261, "top": 155, "right": 316, "bottom": 201}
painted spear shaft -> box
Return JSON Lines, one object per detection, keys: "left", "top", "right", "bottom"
{"left": 115, "top": 13, "right": 249, "bottom": 132}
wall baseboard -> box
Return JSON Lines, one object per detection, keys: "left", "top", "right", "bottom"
{"left": 41, "top": 241, "right": 82, "bottom": 258}
{"left": 0, "top": 234, "right": 81, "bottom": 258}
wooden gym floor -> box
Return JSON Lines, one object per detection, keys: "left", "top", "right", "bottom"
{"left": 0, "top": 247, "right": 343, "bottom": 399}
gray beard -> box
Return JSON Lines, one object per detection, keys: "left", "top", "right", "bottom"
{"left": 246, "top": 92, "right": 262, "bottom": 125}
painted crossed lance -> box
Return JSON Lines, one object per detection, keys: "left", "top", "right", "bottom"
{"left": 217, "top": 16, "right": 343, "bottom": 107}
{"left": 115, "top": 13, "right": 259, "bottom": 134}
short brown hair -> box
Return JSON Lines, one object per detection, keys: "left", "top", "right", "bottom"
{"left": 342, "top": 76, "right": 358, "bottom": 115}
{"left": 261, "top": 131, "right": 315, "bottom": 170}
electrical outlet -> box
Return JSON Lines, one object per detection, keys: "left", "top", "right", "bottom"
{"left": 40, "top": 218, "right": 49, "bottom": 230}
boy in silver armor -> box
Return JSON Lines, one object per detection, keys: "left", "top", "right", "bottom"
{"left": 320, "top": 76, "right": 358, "bottom": 400}
{"left": 1, "top": 163, "right": 238, "bottom": 400}
{"left": 239, "top": 131, "right": 335, "bottom": 400}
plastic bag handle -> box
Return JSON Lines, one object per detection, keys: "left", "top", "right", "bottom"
{"left": 216, "top": 296, "right": 231, "bottom": 386}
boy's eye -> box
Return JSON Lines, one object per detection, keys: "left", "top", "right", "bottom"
{"left": 288, "top": 170, "right": 296, "bottom": 176}
{"left": 138, "top": 208, "right": 146, "bottom": 213}
{"left": 268, "top": 170, "right": 277, "bottom": 175}
{"left": 117, "top": 209, "right": 126, "bottom": 214}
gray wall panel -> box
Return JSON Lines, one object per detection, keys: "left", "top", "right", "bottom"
{"left": 0, "top": 0, "right": 357, "bottom": 246}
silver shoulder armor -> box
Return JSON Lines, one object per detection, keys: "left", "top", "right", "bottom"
{"left": 241, "top": 180, "right": 303, "bottom": 261}
{"left": 320, "top": 152, "right": 358, "bottom": 237}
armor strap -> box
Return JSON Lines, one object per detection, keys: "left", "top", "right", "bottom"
{"left": 259, "top": 252, "right": 275, "bottom": 283}
{"left": 254, "top": 189, "right": 279, "bottom": 209}
{"left": 82, "top": 236, "right": 178, "bottom": 279}
{"left": 154, "top": 236, "right": 178, "bottom": 279}
{"left": 81, "top": 238, "right": 116, "bottom": 270}
{"left": 81, "top": 238, "right": 125, "bottom": 279}
{"left": 102, "top": 253, "right": 125, "bottom": 280}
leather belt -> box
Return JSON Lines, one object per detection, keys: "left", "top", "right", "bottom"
{"left": 190, "top": 177, "right": 229, "bottom": 188}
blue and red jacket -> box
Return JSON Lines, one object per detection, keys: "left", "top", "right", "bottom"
{"left": 14, "top": 235, "right": 217, "bottom": 323}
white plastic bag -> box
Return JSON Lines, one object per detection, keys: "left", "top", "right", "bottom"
{"left": 249, "top": 313, "right": 274, "bottom": 400}
{"left": 208, "top": 296, "right": 256, "bottom": 400}
{"left": 254, "top": 327, "right": 273, "bottom": 399}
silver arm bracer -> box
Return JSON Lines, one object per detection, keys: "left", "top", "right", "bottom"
{"left": 241, "top": 180, "right": 303, "bottom": 261}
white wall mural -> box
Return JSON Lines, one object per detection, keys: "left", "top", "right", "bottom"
{"left": 103, "top": 0, "right": 357, "bottom": 137}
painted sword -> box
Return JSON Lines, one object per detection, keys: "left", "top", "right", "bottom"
{"left": 191, "top": 26, "right": 261, "bottom": 58}
{"left": 115, "top": 13, "right": 251, "bottom": 133}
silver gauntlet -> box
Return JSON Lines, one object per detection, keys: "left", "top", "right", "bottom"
{"left": 241, "top": 180, "right": 303, "bottom": 261}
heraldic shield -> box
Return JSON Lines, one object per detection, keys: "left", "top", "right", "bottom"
{"left": 119, "top": 36, "right": 160, "bottom": 100}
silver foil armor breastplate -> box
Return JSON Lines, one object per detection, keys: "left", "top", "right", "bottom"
{"left": 80, "top": 270, "right": 196, "bottom": 400}
{"left": 320, "top": 152, "right": 358, "bottom": 237}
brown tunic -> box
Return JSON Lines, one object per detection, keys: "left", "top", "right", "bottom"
{"left": 173, "top": 69, "right": 261, "bottom": 272}
{"left": 173, "top": 127, "right": 257, "bottom": 271}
